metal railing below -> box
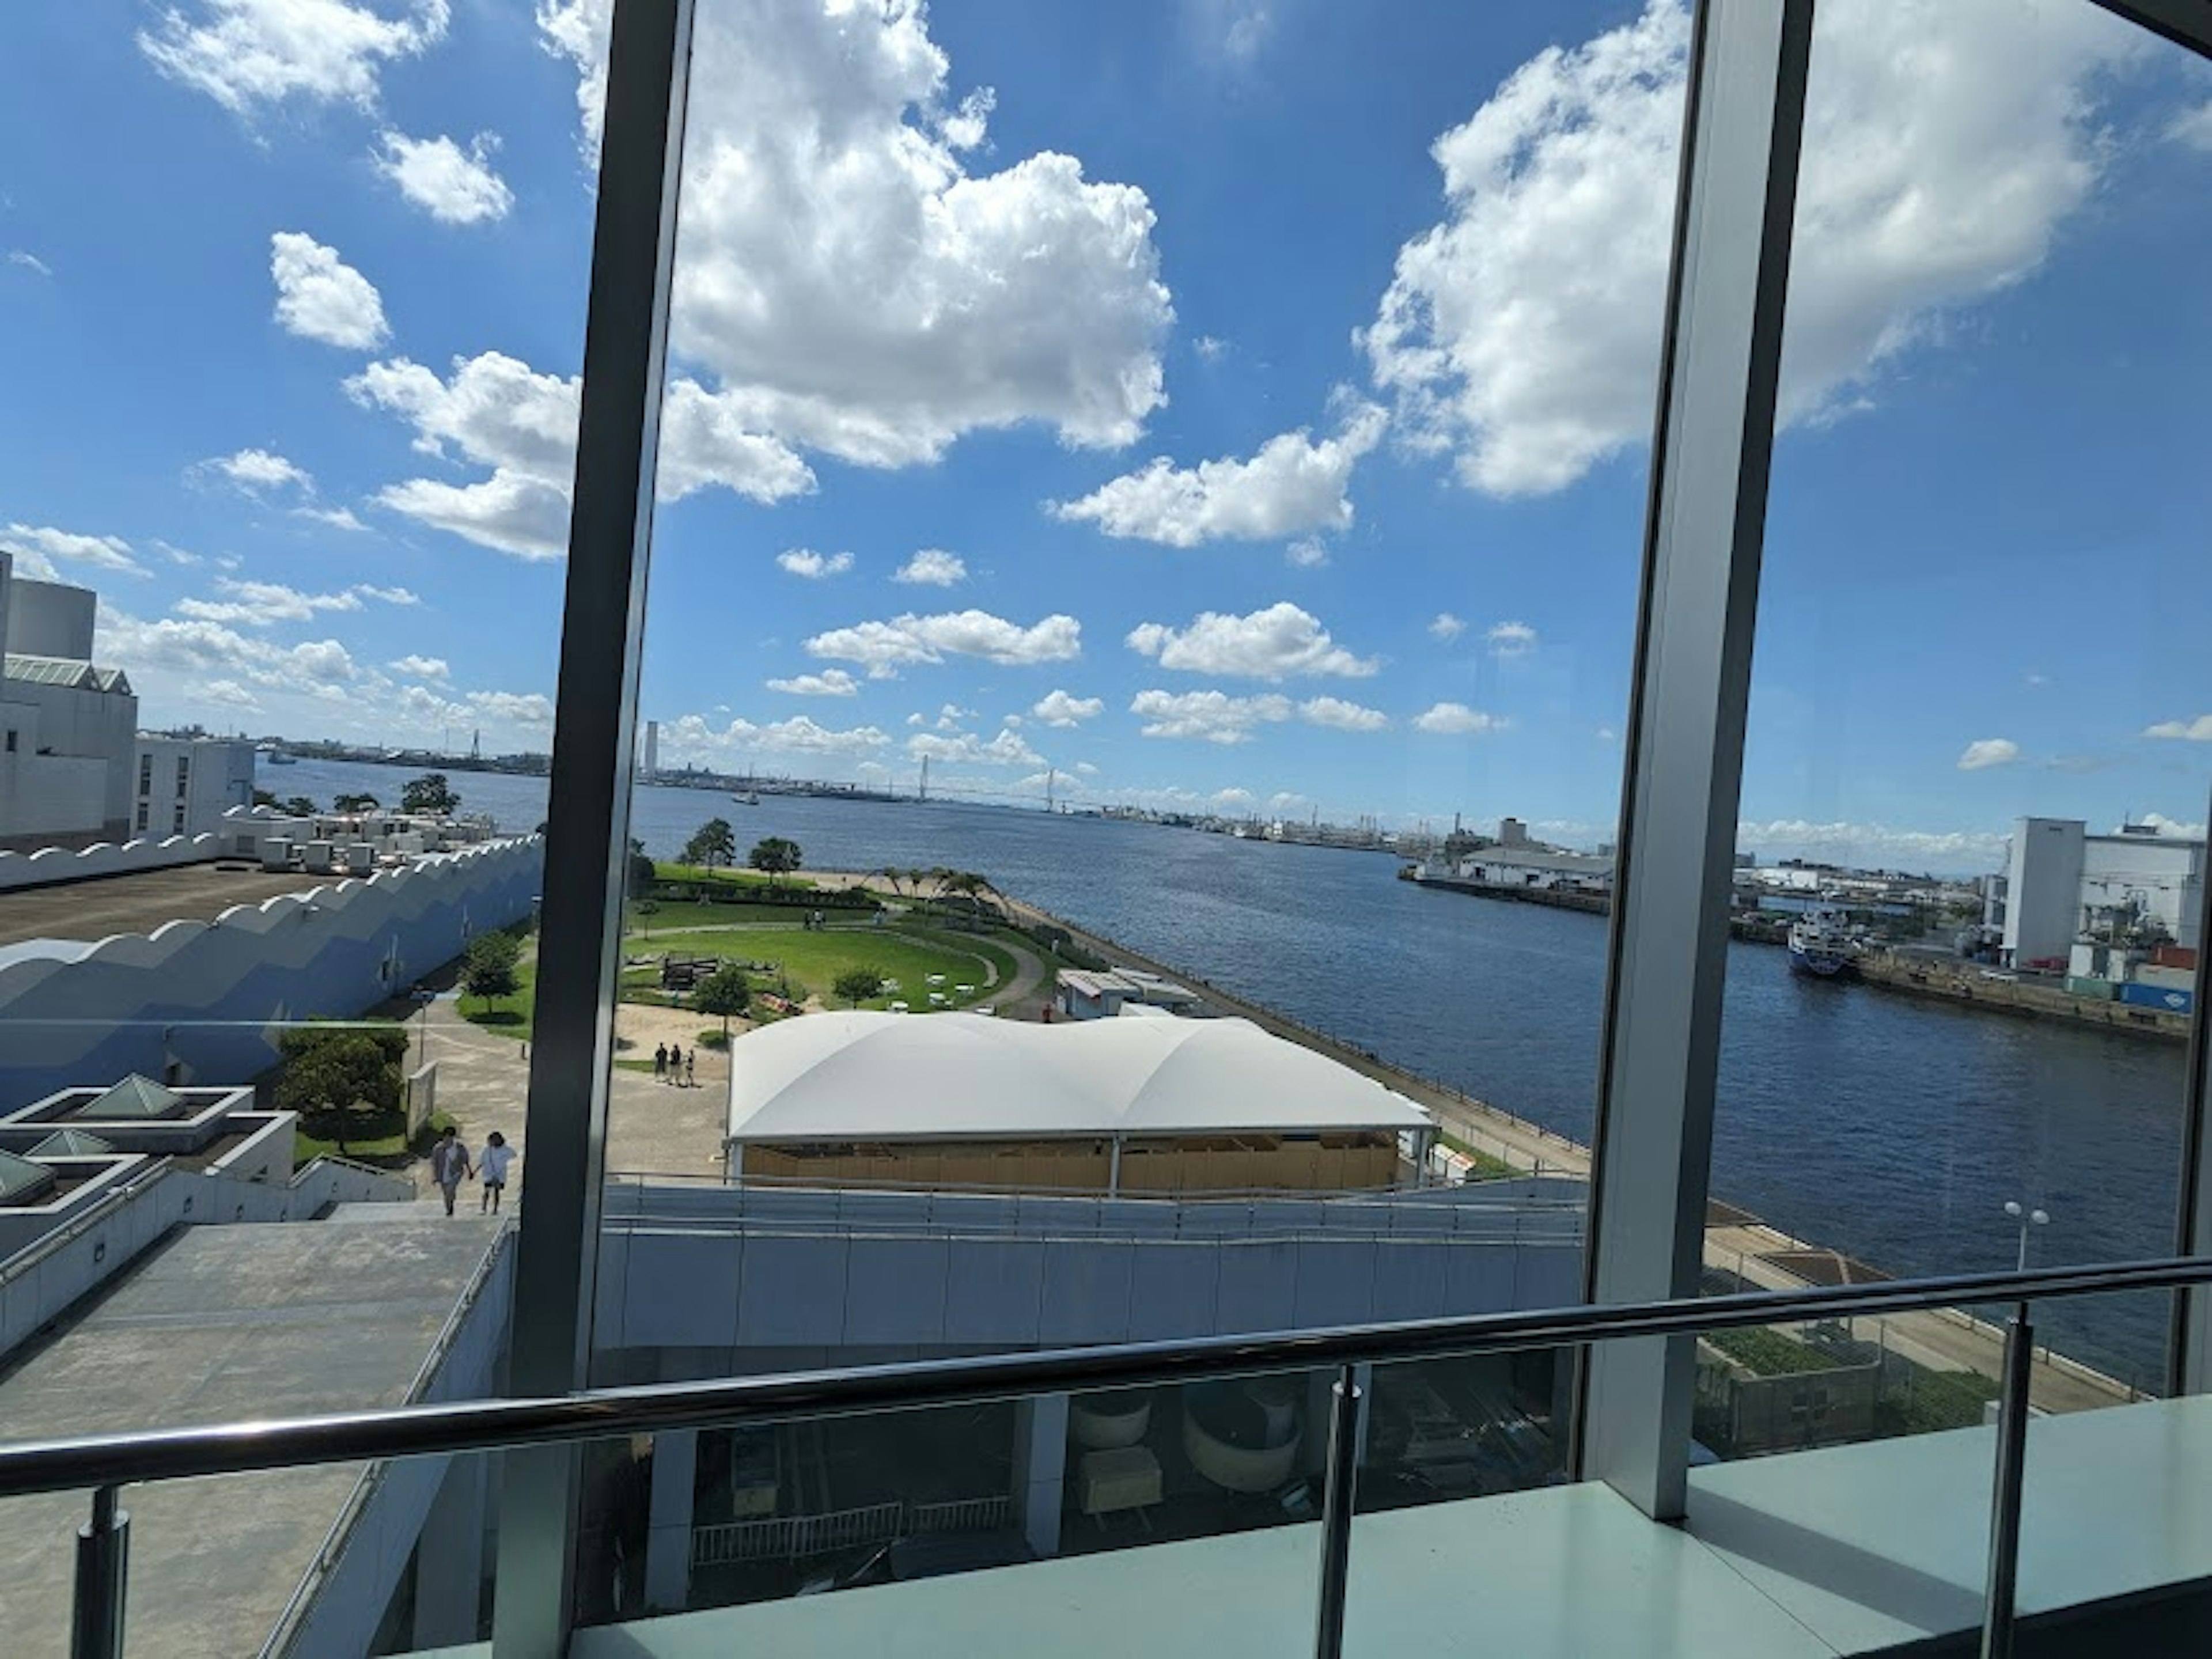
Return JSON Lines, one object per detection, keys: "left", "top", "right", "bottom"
{"left": 2, "top": 1252, "right": 2207, "bottom": 1659}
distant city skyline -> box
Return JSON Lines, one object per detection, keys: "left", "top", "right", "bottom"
{"left": 5, "top": 1, "right": 2209, "bottom": 871}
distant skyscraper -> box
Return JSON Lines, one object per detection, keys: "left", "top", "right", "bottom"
{"left": 644, "top": 719, "right": 660, "bottom": 778}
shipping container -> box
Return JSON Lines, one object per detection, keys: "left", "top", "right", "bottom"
{"left": 2065, "top": 976, "right": 2115, "bottom": 1001}
{"left": 2118, "top": 981, "right": 2194, "bottom": 1015}
{"left": 2134, "top": 963, "right": 2196, "bottom": 994}
{"left": 2152, "top": 944, "right": 2199, "bottom": 971}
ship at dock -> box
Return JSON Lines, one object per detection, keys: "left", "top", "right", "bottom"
{"left": 1786, "top": 904, "right": 1859, "bottom": 979}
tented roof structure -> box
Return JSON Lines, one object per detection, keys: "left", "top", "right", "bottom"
{"left": 28, "top": 1129, "right": 113, "bottom": 1157}
{"left": 79, "top": 1075, "right": 186, "bottom": 1120}
{"left": 726, "top": 1013, "right": 1433, "bottom": 1145}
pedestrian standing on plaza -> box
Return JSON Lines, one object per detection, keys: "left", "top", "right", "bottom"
{"left": 654, "top": 1042, "right": 668, "bottom": 1081}
{"left": 479, "top": 1131, "right": 516, "bottom": 1214}
{"left": 431, "top": 1125, "right": 474, "bottom": 1218}
{"left": 684, "top": 1048, "right": 696, "bottom": 1088}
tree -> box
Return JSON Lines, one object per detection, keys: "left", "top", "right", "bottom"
{"left": 402, "top": 771, "right": 461, "bottom": 814}
{"left": 275, "top": 1024, "right": 408, "bottom": 1153}
{"left": 251, "top": 788, "right": 278, "bottom": 808}
{"left": 832, "top": 968, "right": 885, "bottom": 1008}
{"left": 281, "top": 796, "right": 319, "bottom": 817}
{"left": 626, "top": 837, "right": 658, "bottom": 899}
{"left": 880, "top": 866, "right": 906, "bottom": 899}
{"left": 334, "top": 791, "right": 378, "bottom": 813}
{"left": 682, "top": 817, "right": 738, "bottom": 870}
{"left": 692, "top": 962, "right": 751, "bottom": 1037}
{"left": 748, "top": 836, "right": 804, "bottom": 885}
{"left": 461, "top": 931, "right": 522, "bottom": 1013}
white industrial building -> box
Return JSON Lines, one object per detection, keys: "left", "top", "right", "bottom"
{"left": 1984, "top": 817, "right": 2206, "bottom": 970}
{"left": 0, "top": 551, "right": 138, "bottom": 848}
{"left": 131, "top": 734, "right": 257, "bottom": 839}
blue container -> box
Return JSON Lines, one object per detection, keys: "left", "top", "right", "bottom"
{"left": 2119, "top": 981, "right": 2194, "bottom": 1015}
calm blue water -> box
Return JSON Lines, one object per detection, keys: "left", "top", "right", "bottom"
{"left": 282, "top": 759, "right": 2187, "bottom": 1381}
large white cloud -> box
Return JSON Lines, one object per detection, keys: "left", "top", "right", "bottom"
{"left": 805, "top": 609, "right": 1081, "bottom": 679}
{"left": 1126, "top": 602, "right": 1377, "bottom": 680}
{"left": 139, "top": 0, "right": 449, "bottom": 114}
{"left": 271, "top": 233, "right": 389, "bottom": 350}
{"left": 2144, "top": 715, "right": 2212, "bottom": 742}
{"left": 536, "top": 0, "right": 1172, "bottom": 468}
{"left": 175, "top": 578, "right": 414, "bottom": 626}
{"left": 1032, "top": 689, "right": 1104, "bottom": 727}
{"left": 895, "top": 549, "right": 967, "bottom": 586}
{"left": 908, "top": 726, "right": 1043, "bottom": 767}
{"left": 1052, "top": 402, "right": 1387, "bottom": 547}
{"left": 2, "top": 523, "right": 149, "bottom": 579}
{"left": 346, "top": 353, "right": 815, "bottom": 558}
{"left": 664, "top": 711, "right": 893, "bottom": 762}
{"left": 1299, "top": 696, "right": 1389, "bottom": 733}
{"left": 766, "top": 669, "right": 859, "bottom": 697}
{"left": 374, "top": 131, "right": 513, "bottom": 225}
{"left": 1365, "top": 0, "right": 2142, "bottom": 496}
{"left": 1130, "top": 688, "right": 1292, "bottom": 744}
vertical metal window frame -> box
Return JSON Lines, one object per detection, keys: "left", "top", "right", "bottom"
{"left": 2118, "top": 1, "right": 2212, "bottom": 1399}
{"left": 492, "top": 0, "right": 696, "bottom": 1653}
{"left": 1578, "top": 0, "right": 1813, "bottom": 1521}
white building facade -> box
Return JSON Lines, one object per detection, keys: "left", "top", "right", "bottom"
{"left": 131, "top": 736, "right": 257, "bottom": 839}
{"left": 1988, "top": 816, "right": 2205, "bottom": 969}
{"left": 0, "top": 552, "right": 139, "bottom": 847}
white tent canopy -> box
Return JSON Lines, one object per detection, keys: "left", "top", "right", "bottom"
{"left": 725, "top": 1012, "right": 1434, "bottom": 1145}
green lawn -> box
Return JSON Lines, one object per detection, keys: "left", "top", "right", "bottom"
{"left": 652, "top": 862, "right": 822, "bottom": 893}
{"left": 624, "top": 923, "right": 1005, "bottom": 1010}
{"left": 1707, "top": 1325, "right": 1832, "bottom": 1377}
{"left": 461, "top": 948, "right": 539, "bottom": 1040}
{"left": 1438, "top": 1132, "right": 1521, "bottom": 1181}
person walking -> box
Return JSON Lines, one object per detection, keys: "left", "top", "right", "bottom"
{"left": 653, "top": 1042, "right": 668, "bottom": 1082}
{"left": 684, "top": 1048, "right": 696, "bottom": 1088}
{"left": 479, "top": 1131, "right": 516, "bottom": 1214}
{"left": 431, "top": 1125, "right": 474, "bottom": 1218}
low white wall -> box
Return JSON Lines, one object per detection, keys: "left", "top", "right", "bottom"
{"left": 0, "top": 832, "right": 219, "bottom": 892}
{"left": 0, "top": 838, "right": 543, "bottom": 1105}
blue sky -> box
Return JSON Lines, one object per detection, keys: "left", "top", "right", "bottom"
{"left": 2, "top": 0, "right": 2207, "bottom": 871}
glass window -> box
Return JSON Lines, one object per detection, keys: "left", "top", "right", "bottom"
{"left": 1704, "top": 0, "right": 2212, "bottom": 1459}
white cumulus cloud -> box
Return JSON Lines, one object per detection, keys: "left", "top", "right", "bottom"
{"left": 1957, "top": 737, "right": 2020, "bottom": 770}
{"left": 1414, "top": 702, "right": 1503, "bottom": 736}
{"left": 270, "top": 232, "right": 389, "bottom": 350}
{"left": 1126, "top": 602, "right": 1377, "bottom": 680}
{"left": 139, "top": 0, "right": 449, "bottom": 114}
{"left": 766, "top": 669, "right": 859, "bottom": 698}
{"left": 894, "top": 549, "right": 967, "bottom": 586}
{"left": 207, "top": 447, "right": 313, "bottom": 494}
{"left": 806, "top": 610, "right": 1081, "bottom": 679}
{"left": 1428, "top": 612, "right": 1466, "bottom": 641}
{"left": 2144, "top": 715, "right": 2212, "bottom": 742}
{"left": 1487, "top": 620, "right": 1537, "bottom": 656}
{"left": 1299, "top": 696, "right": 1389, "bottom": 733}
{"left": 389, "top": 653, "right": 448, "bottom": 680}
{"left": 1364, "top": 0, "right": 2143, "bottom": 495}
{"left": 536, "top": 0, "right": 1171, "bottom": 467}
{"left": 664, "top": 711, "right": 892, "bottom": 762}
{"left": 1131, "top": 688, "right": 1293, "bottom": 744}
{"left": 777, "top": 548, "right": 854, "bottom": 579}
{"left": 2, "top": 522, "right": 149, "bottom": 579}
{"left": 375, "top": 131, "right": 513, "bottom": 225}
{"left": 1052, "top": 402, "right": 1385, "bottom": 547}
{"left": 347, "top": 353, "right": 814, "bottom": 557}
{"left": 908, "top": 726, "right": 1043, "bottom": 767}
{"left": 1032, "top": 690, "right": 1104, "bottom": 727}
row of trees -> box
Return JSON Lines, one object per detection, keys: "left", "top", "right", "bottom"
{"left": 879, "top": 866, "right": 1004, "bottom": 914}
{"left": 676, "top": 820, "right": 804, "bottom": 885}
{"left": 247, "top": 774, "right": 462, "bottom": 819}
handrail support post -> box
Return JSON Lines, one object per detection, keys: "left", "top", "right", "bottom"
{"left": 1981, "top": 1301, "right": 2035, "bottom": 1659}
{"left": 71, "top": 1483, "right": 128, "bottom": 1659}
{"left": 1313, "top": 1363, "right": 1364, "bottom": 1659}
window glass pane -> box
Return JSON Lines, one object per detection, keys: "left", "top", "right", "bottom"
{"left": 1705, "top": 0, "right": 2212, "bottom": 1455}
{"left": 0, "top": 2, "right": 588, "bottom": 1646}
{"left": 569, "top": 0, "right": 1662, "bottom": 1627}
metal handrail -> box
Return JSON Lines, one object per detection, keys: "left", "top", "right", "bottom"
{"left": 2, "top": 1252, "right": 2207, "bottom": 1499}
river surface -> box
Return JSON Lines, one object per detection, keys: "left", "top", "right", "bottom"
{"left": 281, "top": 759, "right": 2188, "bottom": 1382}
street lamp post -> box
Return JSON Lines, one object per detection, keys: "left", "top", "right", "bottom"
{"left": 2003, "top": 1199, "right": 2049, "bottom": 1273}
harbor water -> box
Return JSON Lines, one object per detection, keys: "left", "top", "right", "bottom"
{"left": 279, "top": 760, "right": 2188, "bottom": 1384}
